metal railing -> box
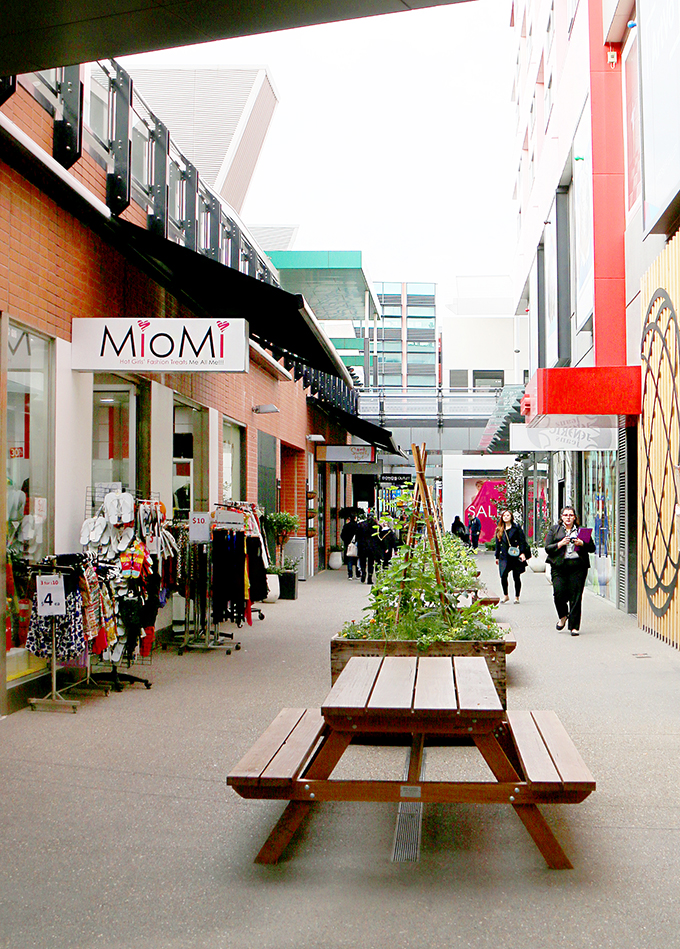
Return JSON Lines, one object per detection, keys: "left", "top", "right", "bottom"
{"left": 359, "top": 387, "right": 503, "bottom": 422}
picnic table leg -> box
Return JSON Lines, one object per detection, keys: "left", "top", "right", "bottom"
{"left": 255, "top": 731, "right": 352, "bottom": 864}
{"left": 407, "top": 733, "right": 425, "bottom": 782}
{"left": 474, "top": 732, "right": 573, "bottom": 870}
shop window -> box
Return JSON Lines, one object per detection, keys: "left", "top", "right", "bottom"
{"left": 92, "top": 385, "right": 136, "bottom": 501}
{"left": 222, "top": 420, "right": 243, "bottom": 501}
{"left": 6, "top": 323, "right": 53, "bottom": 683}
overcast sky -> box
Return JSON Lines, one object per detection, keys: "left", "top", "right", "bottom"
{"left": 120, "top": 0, "right": 516, "bottom": 308}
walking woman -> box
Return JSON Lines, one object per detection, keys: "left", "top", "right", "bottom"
{"left": 494, "top": 509, "right": 530, "bottom": 603}
{"left": 544, "top": 506, "right": 596, "bottom": 636}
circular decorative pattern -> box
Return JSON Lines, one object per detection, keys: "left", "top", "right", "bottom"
{"left": 640, "top": 288, "right": 680, "bottom": 617}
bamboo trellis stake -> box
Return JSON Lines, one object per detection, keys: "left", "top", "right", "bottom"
{"left": 393, "top": 443, "right": 450, "bottom": 626}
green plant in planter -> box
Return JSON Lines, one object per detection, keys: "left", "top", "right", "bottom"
{"left": 265, "top": 511, "right": 300, "bottom": 567}
{"left": 329, "top": 545, "right": 343, "bottom": 553}
{"left": 340, "top": 600, "right": 501, "bottom": 647}
{"left": 339, "top": 530, "right": 499, "bottom": 647}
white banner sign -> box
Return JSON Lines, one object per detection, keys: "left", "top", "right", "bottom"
{"left": 71, "top": 318, "right": 249, "bottom": 372}
{"left": 510, "top": 423, "right": 618, "bottom": 452}
{"left": 36, "top": 575, "right": 66, "bottom": 616}
{"left": 189, "top": 511, "right": 211, "bottom": 543}
{"left": 215, "top": 509, "right": 246, "bottom": 529}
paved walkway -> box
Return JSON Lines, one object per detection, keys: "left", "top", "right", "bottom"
{"left": 1, "top": 553, "right": 679, "bottom": 949}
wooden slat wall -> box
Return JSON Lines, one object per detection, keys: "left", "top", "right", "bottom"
{"left": 639, "top": 230, "right": 680, "bottom": 649}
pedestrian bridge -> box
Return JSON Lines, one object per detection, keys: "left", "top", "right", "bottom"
{"left": 358, "top": 386, "right": 525, "bottom": 456}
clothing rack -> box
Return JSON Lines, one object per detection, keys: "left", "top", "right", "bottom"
{"left": 177, "top": 539, "right": 244, "bottom": 655}
{"left": 27, "top": 561, "right": 83, "bottom": 713}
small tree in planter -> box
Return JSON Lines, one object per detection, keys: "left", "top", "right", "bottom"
{"left": 266, "top": 511, "right": 300, "bottom": 567}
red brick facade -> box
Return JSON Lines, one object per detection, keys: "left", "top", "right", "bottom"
{"left": 1, "top": 77, "right": 350, "bottom": 570}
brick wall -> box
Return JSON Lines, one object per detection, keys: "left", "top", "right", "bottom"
{"left": 1, "top": 83, "right": 354, "bottom": 557}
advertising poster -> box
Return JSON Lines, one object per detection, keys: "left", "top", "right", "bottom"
{"left": 463, "top": 479, "right": 507, "bottom": 543}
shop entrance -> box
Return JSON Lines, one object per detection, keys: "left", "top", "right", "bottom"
{"left": 92, "top": 383, "right": 136, "bottom": 500}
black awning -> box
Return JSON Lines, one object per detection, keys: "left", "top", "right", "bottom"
{"left": 108, "top": 220, "right": 347, "bottom": 380}
{"left": 309, "top": 397, "right": 404, "bottom": 456}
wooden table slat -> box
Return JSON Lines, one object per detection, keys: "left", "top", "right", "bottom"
{"left": 322, "top": 656, "right": 382, "bottom": 710}
{"left": 454, "top": 656, "right": 503, "bottom": 711}
{"left": 413, "top": 657, "right": 457, "bottom": 710}
{"left": 368, "top": 656, "right": 417, "bottom": 709}
{"left": 505, "top": 710, "right": 562, "bottom": 784}
{"left": 228, "top": 708, "right": 306, "bottom": 782}
{"left": 260, "top": 708, "right": 326, "bottom": 782}
{"left": 531, "top": 710, "right": 596, "bottom": 788}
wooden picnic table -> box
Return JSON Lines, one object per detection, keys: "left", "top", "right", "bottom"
{"left": 228, "top": 655, "right": 595, "bottom": 868}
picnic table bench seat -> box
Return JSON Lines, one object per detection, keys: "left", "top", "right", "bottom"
{"left": 500, "top": 710, "right": 595, "bottom": 801}
{"left": 228, "top": 708, "right": 328, "bottom": 797}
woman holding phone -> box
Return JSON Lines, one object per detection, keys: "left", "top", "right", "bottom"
{"left": 544, "top": 506, "right": 596, "bottom": 635}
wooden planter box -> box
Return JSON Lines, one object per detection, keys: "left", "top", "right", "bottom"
{"left": 330, "top": 626, "right": 515, "bottom": 708}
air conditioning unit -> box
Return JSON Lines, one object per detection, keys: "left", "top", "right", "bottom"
{"left": 283, "top": 537, "right": 308, "bottom": 580}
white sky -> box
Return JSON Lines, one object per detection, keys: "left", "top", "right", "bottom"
{"left": 120, "top": 0, "right": 517, "bottom": 308}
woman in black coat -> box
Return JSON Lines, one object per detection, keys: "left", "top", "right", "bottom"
{"left": 544, "top": 506, "right": 596, "bottom": 635}
{"left": 494, "top": 509, "right": 531, "bottom": 603}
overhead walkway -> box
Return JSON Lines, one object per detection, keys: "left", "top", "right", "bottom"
{"left": 358, "top": 385, "right": 525, "bottom": 461}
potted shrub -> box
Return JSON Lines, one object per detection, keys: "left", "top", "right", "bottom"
{"left": 278, "top": 556, "right": 301, "bottom": 600}
{"left": 266, "top": 511, "right": 300, "bottom": 567}
{"left": 328, "top": 545, "right": 343, "bottom": 570}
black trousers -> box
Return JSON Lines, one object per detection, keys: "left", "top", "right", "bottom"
{"left": 551, "top": 561, "right": 588, "bottom": 631}
{"left": 359, "top": 554, "right": 376, "bottom": 581}
{"left": 500, "top": 562, "right": 523, "bottom": 597}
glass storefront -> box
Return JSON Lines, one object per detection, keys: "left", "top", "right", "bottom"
{"left": 582, "top": 450, "right": 617, "bottom": 603}
{"left": 6, "top": 323, "right": 52, "bottom": 683}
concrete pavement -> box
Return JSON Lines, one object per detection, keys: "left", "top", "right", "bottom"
{"left": 1, "top": 553, "right": 679, "bottom": 949}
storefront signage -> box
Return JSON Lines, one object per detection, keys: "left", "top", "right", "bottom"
{"left": 71, "top": 318, "right": 249, "bottom": 372}
{"left": 316, "top": 445, "right": 375, "bottom": 462}
{"left": 380, "top": 475, "right": 413, "bottom": 485}
{"left": 36, "top": 575, "right": 66, "bottom": 616}
{"left": 510, "top": 422, "right": 617, "bottom": 452}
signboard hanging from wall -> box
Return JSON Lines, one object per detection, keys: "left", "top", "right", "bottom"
{"left": 316, "top": 445, "right": 375, "bottom": 462}
{"left": 71, "top": 318, "right": 249, "bottom": 372}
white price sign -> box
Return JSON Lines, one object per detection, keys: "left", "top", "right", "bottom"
{"left": 36, "top": 574, "right": 66, "bottom": 616}
{"left": 189, "top": 511, "right": 211, "bottom": 543}
{"left": 215, "top": 509, "right": 246, "bottom": 530}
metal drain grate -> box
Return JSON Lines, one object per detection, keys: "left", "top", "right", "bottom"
{"left": 391, "top": 750, "right": 426, "bottom": 863}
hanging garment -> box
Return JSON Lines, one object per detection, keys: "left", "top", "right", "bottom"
{"left": 78, "top": 561, "right": 105, "bottom": 641}
{"left": 246, "top": 537, "right": 268, "bottom": 602}
{"left": 212, "top": 530, "right": 246, "bottom": 625}
{"left": 26, "top": 589, "right": 86, "bottom": 661}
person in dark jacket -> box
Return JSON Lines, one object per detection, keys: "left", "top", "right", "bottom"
{"left": 468, "top": 513, "right": 482, "bottom": 550}
{"left": 494, "top": 509, "right": 531, "bottom": 603}
{"left": 356, "top": 513, "right": 382, "bottom": 584}
{"left": 451, "top": 516, "right": 469, "bottom": 545}
{"left": 544, "top": 506, "right": 596, "bottom": 635}
{"left": 378, "top": 521, "right": 399, "bottom": 568}
{"left": 340, "top": 515, "right": 359, "bottom": 580}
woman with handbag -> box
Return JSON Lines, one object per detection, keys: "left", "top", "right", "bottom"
{"left": 494, "top": 509, "right": 530, "bottom": 603}
{"left": 341, "top": 515, "right": 359, "bottom": 580}
{"left": 544, "top": 506, "right": 596, "bottom": 635}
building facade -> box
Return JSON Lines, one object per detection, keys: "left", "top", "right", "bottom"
{"left": 0, "top": 61, "right": 361, "bottom": 712}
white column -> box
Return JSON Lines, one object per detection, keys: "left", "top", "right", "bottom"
{"left": 150, "top": 381, "right": 174, "bottom": 514}
{"left": 208, "top": 407, "right": 219, "bottom": 510}
{"left": 54, "top": 338, "right": 93, "bottom": 553}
